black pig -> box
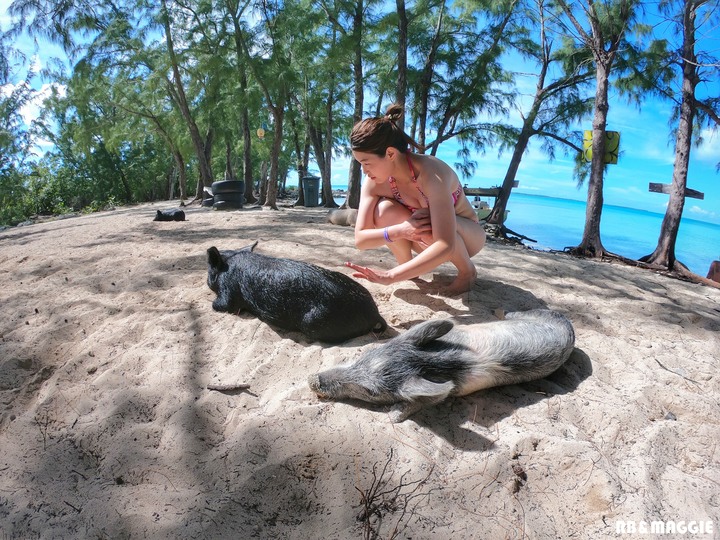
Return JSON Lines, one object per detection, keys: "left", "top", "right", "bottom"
{"left": 206, "top": 242, "right": 387, "bottom": 343}
{"left": 153, "top": 209, "right": 186, "bottom": 221}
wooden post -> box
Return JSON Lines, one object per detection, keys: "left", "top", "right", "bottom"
{"left": 648, "top": 182, "right": 704, "bottom": 200}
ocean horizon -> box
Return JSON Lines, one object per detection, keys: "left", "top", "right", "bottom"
{"left": 331, "top": 188, "right": 719, "bottom": 277}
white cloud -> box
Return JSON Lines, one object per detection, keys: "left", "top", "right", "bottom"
{"left": 0, "top": 2, "right": 11, "bottom": 30}
{"left": 688, "top": 205, "right": 718, "bottom": 221}
{"left": 29, "top": 54, "right": 43, "bottom": 73}
{"left": 18, "top": 81, "right": 62, "bottom": 126}
{"left": 638, "top": 138, "right": 676, "bottom": 165}
{"left": 0, "top": 81, "right": 14, "bottom": 98}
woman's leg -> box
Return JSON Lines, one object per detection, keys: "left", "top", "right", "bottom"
{"left": 373, "top": 198, "right": 418, "bottom": 264}
{"left": 375, "top": 200, "right": 486, "bottom": 295}
{"left": 444, "top": 217, "right": 486, "bottom": 295}
{"left": 457, "top": 216, "right": 487, "bottom": 258}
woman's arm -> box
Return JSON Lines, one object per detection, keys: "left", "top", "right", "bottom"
{"left": 348, "top": 161, "right": 458, "bottom": 284}
{"left": 354, "top": 178, "right": 434, "bottom": 250}
{"left": 353, "top": 180, "right": 389, "bottom": 249}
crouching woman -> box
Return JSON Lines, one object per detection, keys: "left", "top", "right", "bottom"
{"left": 344, "top": 104, "right": 486, "bottom": 296}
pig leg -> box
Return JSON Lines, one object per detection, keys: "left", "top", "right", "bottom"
{"left": 211, "top": 295, "right": 231, "bottom": 312}
{"left": 389, "top": 394, "right": 448, "bottom": 423}
{"left": 389, "top": 377, "right": 456, "bottom": 422}
{"left": 212, "top": 292, "right": 244, "bottom": 314}
{"left": 389, "top": 402, "right": 424, "bottom": 423}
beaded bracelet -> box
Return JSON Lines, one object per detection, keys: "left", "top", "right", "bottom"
{"left": 383, "top": 227, "right": 393, "bottom": 243}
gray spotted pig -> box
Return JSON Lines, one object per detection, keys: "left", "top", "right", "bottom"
{"left": 326, "top": 208, "right": 358, "bottom": 227}
{"left": 308, "top": 309, "right": 575, "bottom": 421}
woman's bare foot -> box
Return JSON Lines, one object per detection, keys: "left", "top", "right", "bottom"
{"left": 440, "top": 269, "right": 477, "bottom": 297}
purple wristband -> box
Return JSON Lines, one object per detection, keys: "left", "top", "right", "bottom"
{"left": 383, "top": 227, "right": 393, "bottom": 243}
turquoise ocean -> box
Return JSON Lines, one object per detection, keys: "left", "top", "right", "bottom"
{"left": 503, "top": 193, "right": 719, "bottom": 277}
{"left": 332, "top": 189, "right": 719, "bottom": 277}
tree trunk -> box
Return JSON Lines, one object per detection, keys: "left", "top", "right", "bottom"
{"left": 572, "top": 60, "right": 610, "bottom": 258}
{"left": 490, "top": 30, "right": 547, "bottom": 226}
{"left": 279, "top": 163, "right": 289, "bottom": 195}
{"left": 307, "top": 126, "right": 325, "bottom": 204}
{"left": 171, "top": 149, "right": 186, "bottom": 200}
{"left": 322, "top": 82, "right": 338, "bottom": 208}
{"left": 258, "top": 161, "right": 268, "bottom": 205}
{"left": 346, "top": 0, "right": 364, "bottom": 209}
{"left": 167, "top": 162, "right": 176, "bottom": 200}
{"left": 160, "top": 0, "right": 214, "bottom": 191}
{"left": 230, "top": 3, "right": 284, "bottom": 211}
{"left": 204, "top": 128, "right": 214, "bottom": 181}
{"left": 264, "top": 105, "right": 284, "bottom": 210}
{"left": 224, "top": 136, "right": 234, "bottom": 180}
{"left": 640, "top": 2, "right": 700, "bottom": 272}
{"left": 488, "top": 127, "right": 532, "bottom": 225}
{"left": 290, "top": 114, "right": 306, "bottom": 206}
{"left": 228, "top": 4, "right": 256, "bottom": 204}
{"left": 416, "top": 7, "right": 444, "bottom": 150}
{"left": 395, "top": 0, "right": 407, "bottom": 128}
{"left": 241, "top": 113, "right": 256, "bottom": 204}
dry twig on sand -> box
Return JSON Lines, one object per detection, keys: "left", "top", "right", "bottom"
{"left": 355, "top": 448, "right": 436, "bottom": 540}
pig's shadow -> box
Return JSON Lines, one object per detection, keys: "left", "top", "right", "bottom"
{"left": 229, "top": 311, "right": 400, "bottom": 347}
{"left": 408, "top": 347, "right": 593, "bottom": 451}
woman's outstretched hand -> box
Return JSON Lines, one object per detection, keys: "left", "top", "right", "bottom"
{"left": 344, "top": 262, "right": 395, "bottom": 285}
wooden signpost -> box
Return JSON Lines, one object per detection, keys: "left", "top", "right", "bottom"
{"left": 648, "top": 182, "right": 705, "bottom": 200}
{"left": 463, "top": 181, "right": 518, "bottom": 197}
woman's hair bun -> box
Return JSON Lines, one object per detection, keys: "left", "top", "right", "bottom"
{"left": 384, "top": 103, "right": 404, "bottom": 123}
{"left": 350, "top": 102, "right": 421, "bottom": 154}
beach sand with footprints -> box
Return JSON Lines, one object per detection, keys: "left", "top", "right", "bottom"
{"left": 1, "top": 201, "right": 718, "bottom": 539}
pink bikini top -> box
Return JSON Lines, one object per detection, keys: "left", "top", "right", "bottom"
{"left": 388, "top": 153, "right": 463, "bottom": 213}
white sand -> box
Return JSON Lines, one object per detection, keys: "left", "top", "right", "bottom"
{"left": 1, "top": 202, "right": 718, "bottom": 539}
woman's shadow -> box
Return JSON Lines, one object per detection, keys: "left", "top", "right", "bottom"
{"left": 392, "top": 276, "right": 553, "bottom": 324}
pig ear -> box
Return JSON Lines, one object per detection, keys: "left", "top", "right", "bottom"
{"left": 398, "top": 377, "right": 454, "bottom": 400}
{"left": 402, "top": 319, "right": 454, "bottom": 346}
{"left": 240, "top": 240, "right": 259, "bottom": 252}
{"left": 207, "top": 246, "right": 227, "bottom": 270}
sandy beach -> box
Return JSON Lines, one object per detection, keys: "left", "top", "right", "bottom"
{"left": 1, "top": 201, "right": 718, "bottom": 539}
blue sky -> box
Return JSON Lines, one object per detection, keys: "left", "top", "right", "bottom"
{"left": 435, "top": 93, "right": 720, "bottom": 224}
{"left": 3, "top": 1, "right": 719, "bottom": 224}
{"left": 326, "top": 91, "right": 720, "bottom": 224}
{"left": 326, "top": 87, "right": 720, "bottom": 224}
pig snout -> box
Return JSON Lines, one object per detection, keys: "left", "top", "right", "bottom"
{"left": 308, "top": 370, "right": 361, "bottom": 400}
{"left": 308, "top": 373, "right": 334, "bottom": 398}
{"left": 308, "top": 374, "right": 323, "bottom": 395}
